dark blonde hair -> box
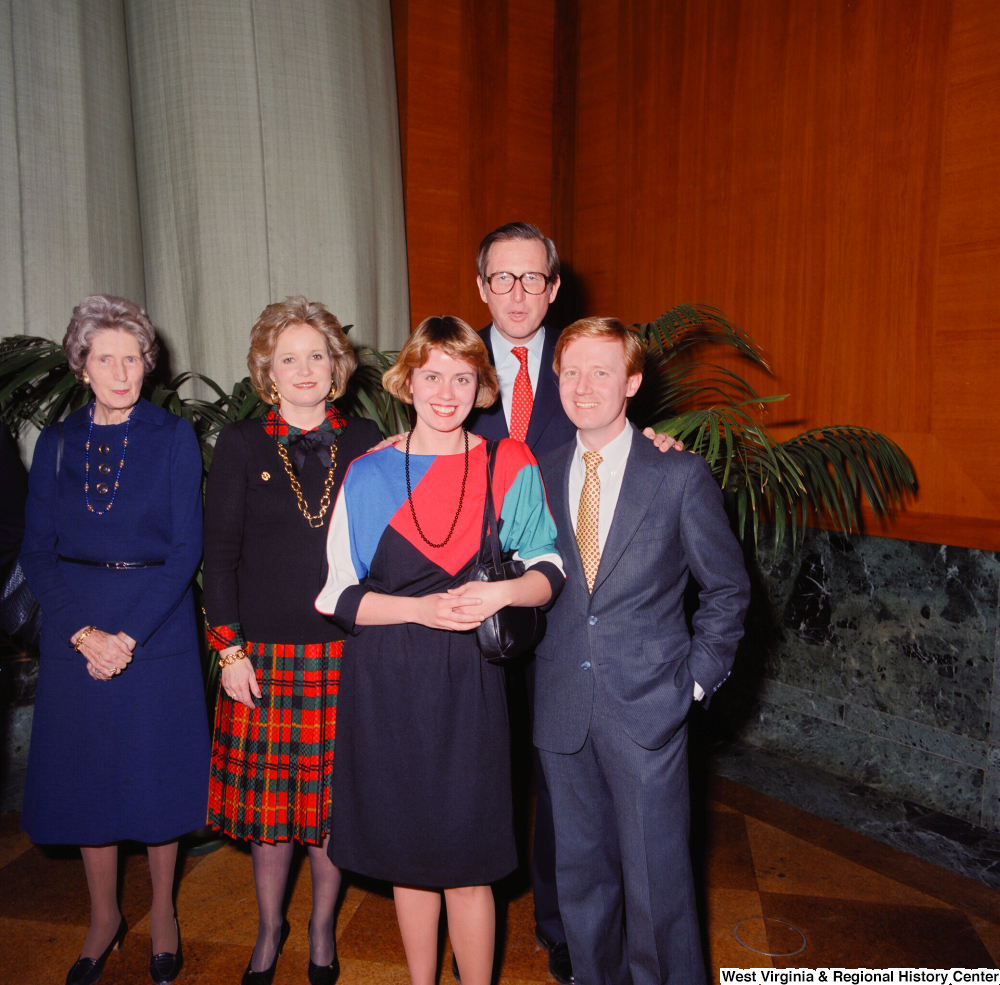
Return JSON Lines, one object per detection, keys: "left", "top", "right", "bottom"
{"left": 382, "top": 316, "right": 499, "bottom": 409}
{"left": 248, "top": 296, "right": 357, "bottom": 403}
{"left": 63, "top": 295, "right": 158, "bottom": 380}
{"left": 552, "top": 317, "right": 646, "bottom": 379}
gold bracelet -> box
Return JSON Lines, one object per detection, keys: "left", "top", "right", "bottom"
{"left": 218, "top": 646, "right": 248, "bottom": 668}
{"left": 73, "top": 626, "right": 97, "bottom": 651}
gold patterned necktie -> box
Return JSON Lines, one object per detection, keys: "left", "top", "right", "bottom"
{"left": 576, "top": 450, "right": 603, "bottom": 592}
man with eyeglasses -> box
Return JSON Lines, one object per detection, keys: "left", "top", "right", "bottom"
{"left": 466, "top": 222, "right": 680, "bottom": 985}
{"left": 469, "top": 223, "right": 576, "bottom": 457}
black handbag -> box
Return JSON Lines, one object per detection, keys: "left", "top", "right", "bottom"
{"left": 0, "top": 423, "right": 62, "bottom": 646}
{"left": 0, "top": 557, "right": 41, "bottom": 643}
{"left": 467, "top": 440, "right": 546, "bottom": 663}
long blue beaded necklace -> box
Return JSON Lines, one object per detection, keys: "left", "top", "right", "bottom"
{"left": 84, "top": 401, "right": 132, "bottom": 514}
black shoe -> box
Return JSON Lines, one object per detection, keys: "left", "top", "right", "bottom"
{"left": 451, "top": 954, "right": 461, "bottom": 983}
{"left": 149, "top": 917, "right": 182, "bottom": 985}
{"left": 66, "top": 914, "right": 128, "bottom": 985}
{"left": 535, "top": 928, "right": 574, "bottom": 985}
{"left": 241, "top": 920, "right": 290, "bottom": 985}
{"left": 308, "top": 955, "right": 341, "bottom": 985}
{"left": 307, "top": 916, "right": 340, "bottom": 985}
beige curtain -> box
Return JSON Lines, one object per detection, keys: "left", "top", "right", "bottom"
{"left": 1, "top": 0, "right": 409, "bottom": 391}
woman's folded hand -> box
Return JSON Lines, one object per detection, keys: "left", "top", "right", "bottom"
{"left": 72, "top": 628, "right": 133, "bottom": 682}
{"left": 221, "top": 649, "right": 261, "bottom": 710}
{"left": 446, "top": 581, "right": 513, "bottom": 621}
{"left": 412, "top": 592, "right": 485, "bottom": 631}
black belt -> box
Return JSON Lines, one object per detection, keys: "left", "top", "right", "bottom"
{"left": 58, "top": 556, "right": 165, "bottom": 570}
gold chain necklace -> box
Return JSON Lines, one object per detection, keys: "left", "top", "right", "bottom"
{"left": 274, "top": 439, "right": 338, "bottom": 528}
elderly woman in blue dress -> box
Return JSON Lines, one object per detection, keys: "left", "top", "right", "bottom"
{"left": 20, "top": 295, "right": 209, "bottom": 985}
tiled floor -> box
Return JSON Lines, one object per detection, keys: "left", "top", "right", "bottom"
{"left": 1, "top": 775, "right": 996, "bottom": 985}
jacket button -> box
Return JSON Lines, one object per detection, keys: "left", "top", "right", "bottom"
{"left": 588, "top": 616, "right": 598, "bottom": 626}
{"left": 581, "top": 661, "right": 591, "bottom": 670}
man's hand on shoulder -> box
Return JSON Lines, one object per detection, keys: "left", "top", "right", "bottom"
{"left": 369, "top": 432, "right": 406, "bottom": 452}
{"left": 641, "top": 427, "right": 684, "bottom": 453}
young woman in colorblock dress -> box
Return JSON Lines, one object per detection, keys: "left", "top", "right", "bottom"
{"left": 315, "top": 316, "right": 564, "bottom": 985}
{"left": 203, "top": 298, "right": 381, "bottom": 985}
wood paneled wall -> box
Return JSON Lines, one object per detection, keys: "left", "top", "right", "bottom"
{"left": 391, "top": 0, "right": 1000, "bottom": 550}
{"left": 391, "top": 0, "right": 557, "bottom": 331}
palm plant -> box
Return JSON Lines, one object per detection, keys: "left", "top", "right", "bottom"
{"left": 628, "top": 304, "right": 915, "bottom": 551}
{"left": 0, "top": 307, "right": 915, "bottom": 556}
{"left": 0, "top": 308, "right": 915, "bottom": 692}
{"left": 0, "top": 330, "right": 409, "bottom": 476}
{"left": 0, "top": 330, "right": 409, "bottom": 697}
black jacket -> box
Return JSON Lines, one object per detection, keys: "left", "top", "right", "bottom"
{"left": 203, "top": 415, "right": 381, "bottom": 645}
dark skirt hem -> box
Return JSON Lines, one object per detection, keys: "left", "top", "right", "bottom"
{"left": 20, "top": 812, "right": 208, "bottom": 847}
{"left": 330, "top": 854, "right": 518, "bottom": 890}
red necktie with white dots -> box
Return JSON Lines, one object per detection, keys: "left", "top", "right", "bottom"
{"left": 509, "top": 346, "right": 533, "bottom": 442}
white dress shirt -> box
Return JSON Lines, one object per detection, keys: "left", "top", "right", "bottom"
{"left": 490, "top": 324, "right": 546, "bottom": 428}
{"left": 568, "top": 423, "right": 633, "bottom": 554}
{"left": 567, "top": 423, "right": 706, "bottom": 701}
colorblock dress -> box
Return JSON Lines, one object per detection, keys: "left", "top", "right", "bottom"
{"left": 316, "top": 437, "right": 563, "bottom": 887}
{"left": 204, "top": 406, "right": 381, "bottom": 845}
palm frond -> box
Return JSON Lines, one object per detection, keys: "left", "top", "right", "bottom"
{"left": 628, "top": 305, "right": 916, "bottom": 553}
{"left": 644, "top": 408, "right": 916, "bottom": 552}
{"left": 2, "top": 301, "right": 917, "bottom": 558}
{"left": 340, "top": 347, "right": 410, "bottom": 437}
{"left": 633, "top": 303, "right": 769, "bottom": 369}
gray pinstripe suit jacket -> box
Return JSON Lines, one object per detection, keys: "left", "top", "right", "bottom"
{"left": 534, "top": 423, "right": 751, "bottom": 754}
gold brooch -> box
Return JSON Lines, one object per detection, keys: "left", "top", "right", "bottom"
{"left": 261, "top": 471, "right": 270, "bottom": 481}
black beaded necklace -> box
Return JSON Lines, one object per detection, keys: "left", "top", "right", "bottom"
{"left": 404, "top": 428, "right": 470, "bottom": 548}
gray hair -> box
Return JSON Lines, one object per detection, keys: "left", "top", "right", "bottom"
{"left": 63, "top": 295, "right": 159, "bottom": 380}
{"left": 476, "top": 222, "right": 561, "bottom": 283}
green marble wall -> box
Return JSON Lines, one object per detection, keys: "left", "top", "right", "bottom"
{"left": 712, "top": 530, "right": 1000, "bottom": 830}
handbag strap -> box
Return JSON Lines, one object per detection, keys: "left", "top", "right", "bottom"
{"left": 478, "top": 439, "right": 503, "bottom": 572}
{"left": 56, "top": 420, "right": 65, "bottom": 476}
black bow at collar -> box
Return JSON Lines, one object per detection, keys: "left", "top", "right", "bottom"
{"left": 287, "top": 429, "right": 337, "bottom": 472}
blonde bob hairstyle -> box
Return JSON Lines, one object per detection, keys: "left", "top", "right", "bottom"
{"left": 248, "top": 296, "right": 357, "bottom": 404}
{"left": 63, "top": 295, "right": 159, "bottom": 380}
{"left": 552, "top": 316, "right": 646, "bottom": 379}
{"left": 382, "top": 316, "right": 499, "bottom": 409}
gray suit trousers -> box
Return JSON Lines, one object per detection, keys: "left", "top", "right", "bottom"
{"left": 539, "top": 701, "right": 705, "bottom": 985}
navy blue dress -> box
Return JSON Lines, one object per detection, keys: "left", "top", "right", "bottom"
{"left": 20, "top": 399, "right": 210, "bottom": 845}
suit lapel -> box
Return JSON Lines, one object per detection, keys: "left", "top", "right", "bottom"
{"left": 591, "top": 427, "right": 664, "bottom": 595}
{"left": 481, "top": 324, "right": 497, "bottom": 365}
{"left": 545, "top": 442, "right": 585, "bottom": 586}
{"left": 471, "top": 325, "right": 509, "bottom": 440}
{"left": 525, "top": 325, "right": 560, "bottom": 451}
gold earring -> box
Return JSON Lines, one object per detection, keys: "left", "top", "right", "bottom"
{"left": 82, "top": 374, "right": 90, "bottom": 387}
{"left": 327, "top": 377, "right": 337, "bottom": 401}
{"left": 269, "top": 382, "right": 281, "bottom": 406}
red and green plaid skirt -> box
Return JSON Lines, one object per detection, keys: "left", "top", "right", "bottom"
{"left": 208, "top": 640, "right": 341, "bottom": 844}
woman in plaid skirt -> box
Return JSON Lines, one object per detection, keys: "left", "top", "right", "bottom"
{"left": 203, "top": 298, "right": 381, "bottom": 985}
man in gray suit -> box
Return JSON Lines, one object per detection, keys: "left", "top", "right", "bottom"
{"left": 534, "top": 317, "right": 750, "bottom": 985}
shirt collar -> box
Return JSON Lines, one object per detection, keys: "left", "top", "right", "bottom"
{"left": 490, "top": 323, "right": 547, "bottom": 367}
{"left": 573, "top": 420, "right": 633, "bottom": 472}
{"left": 262, "top": 402, "right": 346, "bottom": 445}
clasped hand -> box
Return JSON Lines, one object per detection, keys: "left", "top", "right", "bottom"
{"left": 221, "top": 648, "right": 262, "bottom": 710}
{"left": 440, "top": 581, "right": 512, "bottom": 627}
{"left": 407, "top": 583, "right": 510, "bottom": 632}
{"left": 73, "top": 628, "right": 134, "bottom": 681}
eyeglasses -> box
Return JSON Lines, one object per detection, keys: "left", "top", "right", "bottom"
{"left": 484, "top": 271, "right": 551, "bottom": 295}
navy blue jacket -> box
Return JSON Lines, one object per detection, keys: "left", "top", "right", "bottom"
{"left": 534, "top": 424, "right": 750, "bottom": 754}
